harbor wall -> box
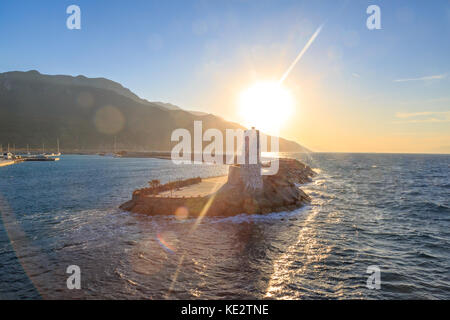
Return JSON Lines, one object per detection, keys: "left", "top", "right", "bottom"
{"left": 121, "top": 194, "right": 209, "bottom": 216}
{"left": 0, "top": 160, "right": 15, "bottom": 167}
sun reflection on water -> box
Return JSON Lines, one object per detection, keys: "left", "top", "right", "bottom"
{"left": 265, "top": 207, "right": 332, "bottom": 299}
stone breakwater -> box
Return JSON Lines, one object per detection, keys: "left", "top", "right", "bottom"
{"left": 131, "top": 177, "right": 202, "bottom": 197}
{"left": 120, "top": 158, "right": 316, "bottom": 217}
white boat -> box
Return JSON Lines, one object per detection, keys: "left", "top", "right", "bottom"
{"left": 3, "top": 152, "right": 13, "bottom": 160}
{"left": 44, "top": 139, "right": 62, "bottom": 157}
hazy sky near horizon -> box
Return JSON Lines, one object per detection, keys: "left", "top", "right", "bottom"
{"left": 1, "top": 0, "right": 449, "bottom": 153}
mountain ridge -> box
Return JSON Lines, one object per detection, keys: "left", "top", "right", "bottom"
{"left": 0, "top": 70, "right": 311, "bottom": 153}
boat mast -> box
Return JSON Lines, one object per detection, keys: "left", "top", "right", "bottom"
{"left": 57, "top": 138, "right": 60, "bottom": 154}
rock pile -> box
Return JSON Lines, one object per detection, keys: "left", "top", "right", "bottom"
{"left": 120, "top": 158, "right": 316, "bottom": 217}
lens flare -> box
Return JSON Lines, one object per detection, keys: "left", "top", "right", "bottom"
{"left": 156, "top": 232, "right": 177, "bottom": 254}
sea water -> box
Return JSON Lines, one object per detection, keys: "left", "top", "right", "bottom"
{"left": 0, "top": 153, "right": 448, "bottom": 299}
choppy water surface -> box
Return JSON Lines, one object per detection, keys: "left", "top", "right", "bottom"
{"left": 0, "top": 153, "right": 449, "bottom": 299}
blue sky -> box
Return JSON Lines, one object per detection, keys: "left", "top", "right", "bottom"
{"left": 1, "top": 0, "right": 449, "bottom": 152}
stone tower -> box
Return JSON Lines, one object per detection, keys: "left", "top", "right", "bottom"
{"left": 241, "top": 127, "right": 263, "bottom": 192}
{"left": 227, "top": 127, "right": 264, "bottom": 193}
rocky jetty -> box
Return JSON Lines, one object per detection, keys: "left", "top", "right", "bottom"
{"left": 120, "top": 158, "right": 316, "bottom": 217}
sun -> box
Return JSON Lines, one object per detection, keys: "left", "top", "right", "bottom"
{"left": 238, "top": 81, "right": 294, "bottom": 134}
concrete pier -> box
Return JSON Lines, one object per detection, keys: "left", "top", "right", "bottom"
{"left": 0, "top": 160, "right": 15, "bottom": 167}
{"left": 120, "top": 158, "right": 316, "bottom": 217}
{"left": 156, "top": 176, "right": 227, "bottom": 198}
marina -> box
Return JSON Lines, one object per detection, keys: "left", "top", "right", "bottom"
{"left": 0, "top": 139, "right": 61, "bottom": 166}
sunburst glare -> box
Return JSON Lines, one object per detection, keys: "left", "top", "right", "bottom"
{"left": 238, "top": 81, "right": 294, "bottom": 134}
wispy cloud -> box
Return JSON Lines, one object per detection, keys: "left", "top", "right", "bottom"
{"left": 352, "top": 73, "right": 360, "bottom": 78}
{"left": 396, "top": 111, "right": 449, "bottom": 118}
{"left": 399, "top": 97, "right": 450, "bottom": 105}
{"left": 394, "top": 111, "right": 450, "bottom": 123}
{"left": 394, "top": 74, "right": 447, "bottom": 82}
